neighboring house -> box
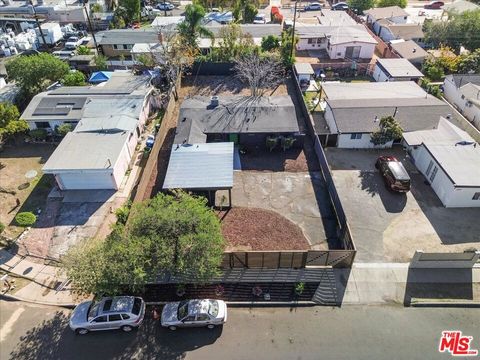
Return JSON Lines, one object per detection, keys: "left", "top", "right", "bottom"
{"left": 376, "top": 22, "right": 424, "bottom": 45}
{"left": 296, "top": 24, "right": 377, "bottom": 60}
{"left": 39, "top": 72, "right": 154, "bottom": 190}
{"left": 151, "top": 16, "right": 184, "bottom": 30}
{"left": 68, "top": 55, "right": 95, "bottom": 72}
{"left": 294, "top": 63, "right": 315, "bottom": 82}
{"left": 365, "top": 6, "right": 409, "bottom": 33}
{"left": 442, "top": 0, "right": 480, "bottom": 19}
{"left": 0, "top": 76, "right": 19, "bottom": 103}
{"left": 373, "top": 58, "right": 423, "bottom": 82}
{"left": 390, "top": 40, "right": 429, "bottom": 67}
{"left": 443, "top": 74, "right": 480, "bottom": 130}
{"left": 97, "top": 29, "right": 160, "bottom": 58}
{"left": 322, "top": 81, "right": 455, "bottom": 148}
{"left": 403, "top": 117, "right": 480, "bottom": 208}
{"left": 131, "top": 43, "right": 164, "bottom": 64}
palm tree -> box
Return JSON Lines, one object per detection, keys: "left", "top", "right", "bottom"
{"left": 177, "top": 4, "right": 213, "bottom": 49}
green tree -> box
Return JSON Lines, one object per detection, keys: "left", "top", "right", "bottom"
{"left": 61, "top": 71, "right": 86, "bottom": 86}
{"left": 118, "top": 0, "right": 141, "bottom": 23}
{"left": 280, "top": 29, "right": 298, "bottom": 67}
{"left": 76, "top": 45, "right": 91, "bottom": 55}
{"left": 0, "top": 102, "right": 27, "bottom": 145}
{"left": 422, "top": 61, "right": 445, "bottom": 81}
{"left": 178, "top": 4, "right": 213, "bottom": 49}
{"left": 56, "top": 123, "right": 74, "bottom": 137}
{"left": 424, "top": 10, "right": 480, "bottom": 51}
{"left": 136, "top": 53, "right": 155, "bottom": 67}
{"left": 376, "top": 0, "right": 407, "bottom": 8}
{"left": 91, "top": 3, "right": 103, "bottom": 13}
{"left": 347, "top": 0, "right": 375, "bottom": 13}
{"left": 94, "top": 55, "right": 108, "bottom": 70}
{"left": 62, "top": 191, "right": 226, "bottom": 296}
{"left": 208, "top": 24, "right": 256, "bottom": 62}
{"left": 370, "top": 116, "right": 403, "bottom": 146}
{"left": 457, "top": 48, "right": 480, "bottom": 73}
{"left": 261, "top": 35, "right": 280, "bottom": 52}
{"left": 244, "top": 3, "right": 258, "bottom": 23}
{"left": 6, "top": 53, "right": 69, "bottom": 98}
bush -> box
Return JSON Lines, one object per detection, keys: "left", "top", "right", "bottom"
{"left": 15, "top": 212, "right": 37, "bottom": 227}
{"left": 56, "top": 123, "right": 73, "bottom": 137}
{"left": 0, "top": 221, "right": 5, "bottom": 234}
{"left": 115, "top": 201, "right": 132, "bottom": 225}
{"left": 29, "top": 128, "right": 47, "bottom": 140}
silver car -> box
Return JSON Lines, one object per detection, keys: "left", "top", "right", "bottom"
{"left": 161, "top": 299, "right": 227, "bottom": 330}
{"left": 69, "top": 296, "right": 145, "bottom": 335}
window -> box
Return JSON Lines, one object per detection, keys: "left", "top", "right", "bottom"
{"left": 429, "top": 166, "right": 438, "bottom": 182}
{"left": 350, "top": 134, "right": 362, "bottom": 140}
{"left": 308, "top": 38, "right": 314, "bottom": 44}
{"left": 35, "top": 122, "right": 50, "bottom": 129}
{"left": 121, "top": 314, "right": 131, "bottom": 320}
{"left": 197, "top": 314, "right": 210, "bottom": 321}
{"left": 103, "top": 299, "right": 113, "bottom": 311}
{"left": 109, "top": 314, "right": 122, "bottom": 322}
{"left": 113, "top": 44, "right": 119, "bottom": 50}
{"left": 425, "top": 160, "right": 434, "bottom": 176}
{"left": 92, "top": 316, "right": 108, "bottom": 323}
{"left": 184, "top": 315, "right": 196, "bottom": 322}
{"left": 473, "top": 192, "right": 480, "bottom": 200}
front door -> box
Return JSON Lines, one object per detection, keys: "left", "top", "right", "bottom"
{"left": 345, "top": 46, "right": 361, "bottom": 59}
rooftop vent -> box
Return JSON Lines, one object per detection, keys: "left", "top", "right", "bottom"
{"left": 210, "top": 96, "right": 219, "bottom": 107}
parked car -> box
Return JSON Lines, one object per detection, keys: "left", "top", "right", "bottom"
{"left": 332, "top": 2, "right": 349, "bottom": 10}
{"left": 69, "top": 296, "right": 145, "bottom": 335}
{"left": 304, "top": 2, "right": 322, "bottom": 11}
{"left": 253, "top": 13, "right": 267, "bottom": 24}
{"left": 161, "top": 299, "right": 227, "bottom": 330}
{"left": 375, "top": 156, "right": 411, "bottom": 193}
{"left": 157, "top": 1, "right": 175, "bottom": 11}
{"left": 424, "top": 1, "right": 444, "bottom": 9}
{"left": 146, "top": 134, "right": 155, "bottom": 148}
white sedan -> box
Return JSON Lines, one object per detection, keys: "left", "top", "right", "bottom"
{"left": 161, "top": 299, "right": 227, "bottom": 330}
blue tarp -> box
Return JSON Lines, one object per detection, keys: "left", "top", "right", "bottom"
{"left": 89, "top": 71, "right": 113, "bottom": 84}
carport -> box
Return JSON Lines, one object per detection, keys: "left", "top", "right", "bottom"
{"left": 163, "top": 142, "right": 234, "bottom": 206}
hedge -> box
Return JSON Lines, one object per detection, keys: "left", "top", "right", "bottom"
{"left": 15, "top": 212, "right": 37, "bottom": 227}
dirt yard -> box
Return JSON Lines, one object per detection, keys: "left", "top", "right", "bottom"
{"left": 0, "top": 144, "right": 56, "bottom": 239}
{"left": 220, "top": 207, "right": 310, "bottom": 251}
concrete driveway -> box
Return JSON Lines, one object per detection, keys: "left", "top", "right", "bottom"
{"left": 326, "top": 147, "right": 480, "bottom": 263}
{"left": 230, "top": 171, "right": 338, "bottom": 250}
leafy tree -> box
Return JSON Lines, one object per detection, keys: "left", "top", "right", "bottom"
{"left": 76, "top": 45, "right": 91, "bottom": 55}
{"left": 62, "top": 191, "right": 226, "bottom": 296}
{"left": 0, "top": 102, "right": 27, "bottom": 145}
{"left": 178, "top": 4, "right": 213, "bottom": 49}
{"left": 376, "top": 0, "right": 407, "bottom": 8}
{"left": 6, "top": 53, "right": 69, "bottom": 98}
{"left": 370, "top": 116, "right": 403, "bottom": 146}
{"left": 118, "top": 0, "right": 140, "bottom": 23}
{"left": 424, "top": 10, "right": 480, "bottom": 51}
{"left": 61, "top": 71, "right": 86, "bottom": 86}
{"left": 280, "top": 29, "right": 298, "bottom": 67}
{"left": 457, "top": 48, "right": 480, "bottom": 73}
{"left": 136, "top": 53, "right": 155, "bottom": 67}
{"left": 244, "top": 4, "right": 258, "bottom": 23}
{"left": 91, "top": 3, "right": 103, "bottom": 13}
{"left": 56, "top": 123, "right": 74, "bottom": 137}
{"left": 422, "top": 61, "right": 445, "bottom": 81}
{"left": 261, "top": 35, "right": 280, "bottom": 52}
{"left": 94, "top": 55, "right": 108, "bottom": 70}
{"left": 208, "top": 24, "right": 256, "bottom": 62}
{"left": 347, "top": 0, "right": 375, "bottom": 13}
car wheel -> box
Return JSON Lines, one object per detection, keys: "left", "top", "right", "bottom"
{"left": 168, "top": 326, "right": 177, "bottom": 331}
{"left": 121, "top": 325, "right": 133, "bottom": 332}
{"left": 75, "top": 328, "right": 89, "bottom": 335}
{"left": 207, "top": 324, "right": 215, "bottom": 329}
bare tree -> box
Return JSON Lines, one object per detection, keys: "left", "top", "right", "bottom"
{"left": 233, "top": 54, "right": 284, "bottom": 97}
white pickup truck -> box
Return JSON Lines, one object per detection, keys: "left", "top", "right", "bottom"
{"left": 65, "top": 36, "right": 90, "bottom": 50}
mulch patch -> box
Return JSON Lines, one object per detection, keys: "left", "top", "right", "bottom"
{"left": 219, "top": 207, "right": 310, "bottom": 251}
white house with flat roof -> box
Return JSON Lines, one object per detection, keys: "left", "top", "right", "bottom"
{"left": 403, "top": 118, "right": 480, "bottom": 208}
{"left": 443, "top": 74, "right": 480, "bottom": 131}
{"left": 373, "top": 58, "right": 423, "bottom": 82}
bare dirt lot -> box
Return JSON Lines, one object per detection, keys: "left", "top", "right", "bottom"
{"left": 326, "top": 147, "right": 480, "bottom": 262}
{"left": 0, "top": 144, "right": 56, "bottom": 239}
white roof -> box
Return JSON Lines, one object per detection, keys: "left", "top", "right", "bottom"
{"left": 376, "top": 58, "right": 424, "bottom": 78}
{"left": 163, "top": 142, "right": 234, "bottom": 190}
{"left": 131, "top": 43, "right": 164, "bottom": 54}
{"left": 323, "top": 81, "right": 428, "bottom": 100}
{"left": 294, "top": 62, "right": 315, "bottom": 75}
{"left": 403, "top": 117, "right": 472, "bottom": 146}
{"left": 151, "top": 16, "right": 184, "bottom": 27}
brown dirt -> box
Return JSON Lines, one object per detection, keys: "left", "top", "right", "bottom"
{"left": 220, "top": 207, "right": 310, "bottom": 251}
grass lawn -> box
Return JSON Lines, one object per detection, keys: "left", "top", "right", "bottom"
{"left": 0, "top": 143, "right": 56, "bottom": 239}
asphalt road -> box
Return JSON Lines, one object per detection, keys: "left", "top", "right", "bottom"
{"left": 1, "top": 300, "right": 479, "bottom": 360}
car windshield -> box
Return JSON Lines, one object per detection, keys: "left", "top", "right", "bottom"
{"left": 254, "top": 15, "right": 264, "bottom": 19}
{"left": 208, "top": 300, "right": 219, "bottom": 317}
{"left": 177, "top": 301, "right": 189, "bottom": 320}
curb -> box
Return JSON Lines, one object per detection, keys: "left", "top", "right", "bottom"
{"left": 145, "top": 301, "right": 319, "bottom": 307}
{"left": 410, "top": 299, "right": 480, "bottom": 308}
{"left": 0, "top": 293, "right": 77, "bottom": 309}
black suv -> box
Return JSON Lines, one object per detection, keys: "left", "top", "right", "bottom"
{"left": 375, "top": 156, "right": 411, "bottom": 193}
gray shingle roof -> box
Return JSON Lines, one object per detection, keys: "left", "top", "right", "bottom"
{"left": 364, "top": 6, "right": 408, "bottom": 20}
{"left": 390, "top": 40, "right": 428, "bottom": 61}
{"left": 97, "top": 29, "right": 159, "bottom": 45}
{"left": 450, "top": 74, "right": 480, "bottom": 88}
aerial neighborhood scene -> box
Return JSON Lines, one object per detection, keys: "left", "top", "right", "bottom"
{"left": 0, "top": 0, "right": 479, "bottom": 358}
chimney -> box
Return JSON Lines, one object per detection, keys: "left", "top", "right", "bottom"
{"left": 210, "top": 96, "right": 219, "bottom": 107}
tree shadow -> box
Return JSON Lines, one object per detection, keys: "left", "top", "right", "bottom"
{"left": 0, "top": 143, "right": 56, "bottom": 164}
{"left": 9, "top": 311, "right": 222, "bottom": 360}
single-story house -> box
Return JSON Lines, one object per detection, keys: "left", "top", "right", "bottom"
{"left": 365, "top": 6, "right": 409, "bottom": 33}
{"left": 321, "top": 81, "right": 455, "bottom": 148}
{"left": 97, "top": 29, "right": 160, "bottom": 58}
{"left": 443, "top": 74, "right": 480, "bottom": 130}
{"left": 294, "top": 62, "right": 315, "bottom": 83}
{"left": 376, "top": 22, "right": 424, "bottom": 44}
{"left": 373, "top": 58, "right": 423, "bottom": 82}
{"left": 390, "top": 40, "right": 428, "bottom": 66}
{"left": 38, "top": 73, "right": 153, "bottom": 190}
{"left": 68, "top": 54, "right": 95, "bottom": 72}
{"left": 131, "top": 43, "right": 164, "bottom": 64}
{"left": 296, "top": 24, "right": 377, "bottom": 60}
{"left": 403, "top": 117, "right": 480, "bottom": 207}
{"left": 442, "top": 0, "right": 480, "bottom": 19}
{"left": 151, "top": 16, "right": 184, "bottom": 29}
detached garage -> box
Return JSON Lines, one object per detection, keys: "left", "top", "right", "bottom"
{"left": 43, "top": 131, "right": 130, "bottom": 190}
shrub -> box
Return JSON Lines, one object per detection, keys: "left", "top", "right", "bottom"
{"left": 115, "top": 201, "right": 132, "bottom": 225}
{"left": 56, "top": 123, "right": 74, "bottom": 137}
{"left": 29, "top": 128, "right": 47, "bottom": 140}
{"left": 0, "top": 221, "right": 5, "bottom": 234}
{"left": 15, "top": 212, "right": 37, "bottom": 227}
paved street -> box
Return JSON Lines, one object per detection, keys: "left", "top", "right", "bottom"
{"left": 1, "top": 300, "right": 479, "bottom": 360}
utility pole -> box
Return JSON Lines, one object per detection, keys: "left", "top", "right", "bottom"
{"left": 163, "top": 0, "right": 167, "bottom": 17}
{"left": 29, "top": 0, "right": 47, "bottom": 48}
{"left": 290, "top": 1, "right": 298, "bottom": 62}
{"left": 83, "top": 0, "right": 101, "bottom": 55}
